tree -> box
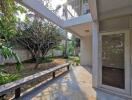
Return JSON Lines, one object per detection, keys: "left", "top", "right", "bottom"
{"left": 67, "top": 37, "right": 80, "bottom": 56}
{"left": 0, "top": 0, "right": 26, "bottom": 86}
{"left": 0, "top": 0, "right": 26, "bottom": 70}
{"left": 14, "top": 20, "right": 62, "bottom": 69}
{"left": 0, "top": 0, "right": 26, "bottom": 41}
{"left": 55, "top": 4, "right": 70, "bottom": 58}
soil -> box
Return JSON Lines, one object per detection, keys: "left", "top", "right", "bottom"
{"left": 4, "top": 58, "right": 67, "bottom": 77}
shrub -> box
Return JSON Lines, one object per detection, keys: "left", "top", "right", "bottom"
{"left": 0, "top": 72, "right": 19, "bottom": 85}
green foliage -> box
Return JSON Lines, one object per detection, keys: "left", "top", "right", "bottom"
{"left": 0, "top": 0, "right": 26, "bottom": 85}
{"left": 14, "top": 19, "right": 62, "bottom": 69}
{"left": 66, "top": 37, "right": 80, "bottom": 57}
{"left": 0, "top": 0, "right": 26, "bottom": 41}
{"left": 55, "top": 45, "right": 64, "bottom": 51}
{"left": 68, "top": 56, "right": 80, "bottom": 65}
{"left": 39, "top": 56, "right": 53, "bottom": 63}
{"left": 67, "top": 40, "right": 75, "bottom": 56}
{"left": 0, "top": 72, "right": 19, "bottom": 85}
{"left": 0, "top": 0, "right": 25, "bottom": 70}
{"left": 0, "top": 45, "right": 22, "bottom": 71}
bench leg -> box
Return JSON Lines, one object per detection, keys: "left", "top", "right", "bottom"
{"left": 53, "top": 72, "right": 55, "bottom": 79}
{"left": 67, "top": 65, "right": 70, "bottom": 71}
{"left": 15, "top": 87, "right": 21, "bottom": 99}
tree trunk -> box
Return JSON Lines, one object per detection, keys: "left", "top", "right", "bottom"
{"left": 34, "top": 62, "right": 40, "bottom": 69}
{"left": 33, "top": 50, "right": 41, "bottom": 69}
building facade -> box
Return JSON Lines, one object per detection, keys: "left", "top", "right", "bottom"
{"left": 16, "top": 0, "right": 132, "bottom": 99}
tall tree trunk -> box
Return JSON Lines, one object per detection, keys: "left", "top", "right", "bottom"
{"left": 33, "top": 50, "right": 41, "bottom": 69}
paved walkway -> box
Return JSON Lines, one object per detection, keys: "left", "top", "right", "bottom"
{"left": 21, "top": 66, "right": 126, "bottom": 100}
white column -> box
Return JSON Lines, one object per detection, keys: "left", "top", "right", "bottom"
{"left": 130, "top": 30, "right": 132, "bottom": 96}
{"left": 80, "top": 35, "right": 92, "bottom": 67}
{"left": 129, "top": 16, "right": 132, "bottom": 96}
{"left": 92, "top": 21, "right": 101, "bottom": 88}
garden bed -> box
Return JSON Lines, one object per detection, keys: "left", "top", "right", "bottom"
{"left": 1, "top": 58, "right": 67, "bottom": 99}
{"left": 3, "top": 58, "right": 67, "bottom": 77}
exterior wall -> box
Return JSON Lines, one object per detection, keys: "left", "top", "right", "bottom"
{"left": 47, "top": 50, "right": 63, "bottom": 57}
{"left": 99, "top": 15, "right": 130, "bottom": 32}
{"left": 80, "top": 35, "right": 92, "bottom": 66}
{"left": 5, "top": 49, "right": 32, "bottom": 63}
{"left": 4, "top": 49, "right": 63, "bottom": 63}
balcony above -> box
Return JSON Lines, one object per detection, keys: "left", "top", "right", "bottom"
{"left": 17, "top": 0, "right": 92, "bottom": 37}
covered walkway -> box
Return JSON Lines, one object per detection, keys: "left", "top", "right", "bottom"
{"left": 20, "top": 66, "right": 125, "bottom": 100}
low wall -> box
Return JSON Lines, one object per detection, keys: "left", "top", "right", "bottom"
{"left": 5, "top": 49, "right": 32, "bottom": 63}
{"left": 0, "top": 49, "right": 63, "bottom": 64}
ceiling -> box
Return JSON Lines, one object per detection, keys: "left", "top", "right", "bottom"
{"left": 67, "top": 23, "right": 91, "bottom": 37}
{"left": 97, "top": 0, "right": 132, "bottom": 19}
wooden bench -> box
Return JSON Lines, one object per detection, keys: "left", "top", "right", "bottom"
{"left": 0, "top": 63, "right": 70, "bottom": 99}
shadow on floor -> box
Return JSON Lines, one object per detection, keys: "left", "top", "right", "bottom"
{"left": 19, "top": 66, "right": 88, "bottom": 100}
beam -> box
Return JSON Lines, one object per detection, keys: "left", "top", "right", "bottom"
{"left": 64, "top": 14, "right": 92, "bottom": 28}
{"left": 17, "top": 0, "right": 64, "bottom": 28}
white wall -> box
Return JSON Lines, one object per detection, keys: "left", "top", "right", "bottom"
{"left": 80, "top": 35, "right": 92, "bottom": 66}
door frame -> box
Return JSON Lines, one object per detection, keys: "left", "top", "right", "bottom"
{"left": 99, "top": 30, "right": 131, "bottom": 95}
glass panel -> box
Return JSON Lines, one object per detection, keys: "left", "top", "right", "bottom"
{"left": 102, "top": 33, "right": 125, "bottom": 89}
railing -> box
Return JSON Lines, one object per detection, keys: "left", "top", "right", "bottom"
{"left": 0, "top": 63, "right": 70, "bottom": 99}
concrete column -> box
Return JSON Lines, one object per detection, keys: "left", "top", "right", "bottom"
{"left": 129, "top": 15, "right": 132, "bottom": 96}
{"left": 80, "top": 35, "right": 92, "bottom": 67}
{"left": 92, "top": 21, "right": 101, "bottom": 88}
{"left": 130, "top": 29, "right": 132, "bottom": 96}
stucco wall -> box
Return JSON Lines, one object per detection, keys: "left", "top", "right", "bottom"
{"left": 80, "top": 35, "right": 92, "bottom": 66}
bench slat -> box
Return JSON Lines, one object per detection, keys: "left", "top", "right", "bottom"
{"left": 0, "top": 63, "right": 70, "bottom": 95}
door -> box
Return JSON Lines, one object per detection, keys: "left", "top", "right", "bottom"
{"left": 101, "top": 31, "right": 130, "bottom": 94}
